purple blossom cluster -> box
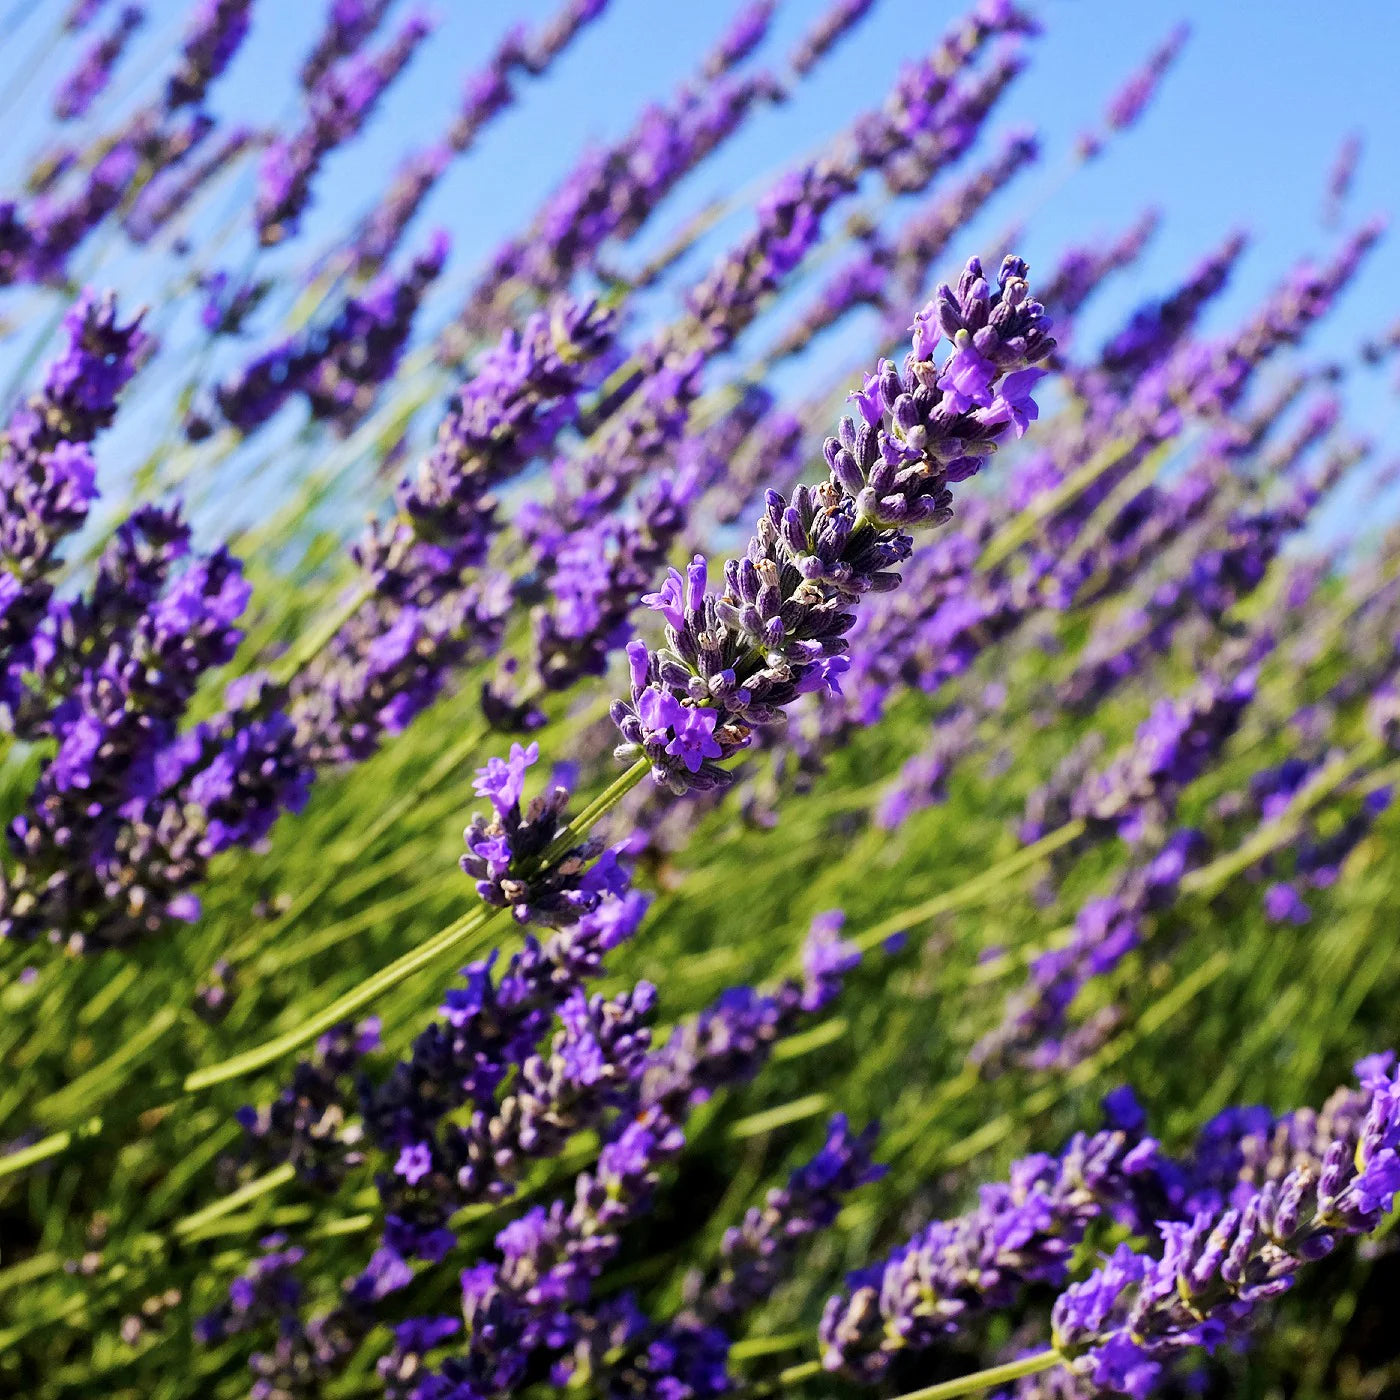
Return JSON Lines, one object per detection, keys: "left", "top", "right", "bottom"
{"left": 613, "top": 254, "right": 1055, "bottom": 794}
{"left": 212, "top": 230, "right": 449, "bottom": 435}
{"left": 1, "top": 291, "right": 149, "bottom": 723}
{"left": 819, "top": 1111, "right": 1170, "bottom": 1382}
{"left": 52, "top": 4, "right": 144, "bottom": 121}
{"left": 164, "top": 0, "right": 251, "bottom": 108}
{"left": 790, "top": 0, "right": 879, "bottom": 75}
{"left": 256, "top": 12, "right": 433, "bottom": 244}
{"left": 1052, "top": 1058, "right": 1400, "bottom": 1397}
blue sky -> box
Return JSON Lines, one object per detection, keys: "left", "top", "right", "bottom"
{"left": 1, "top": 0, "right": 1398, "bottom": 544}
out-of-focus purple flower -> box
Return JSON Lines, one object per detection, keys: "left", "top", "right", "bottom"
{"left": 1263, "top": 881, "right": 1311, "bottom": 925}
{"left": 1076, "top": 22, "right": 1189, "bottom": 158}
{"left": 124, "top": 127, "right": 255, "bottom": 244}
{"left": 1072, "top": 659, "right": 1265, "bottom": 842}
{"left": 53, "top": 4, "right": 144, "bottom": 121}
{"left": 165, "top": 0, "right": 253, "bottom": 109}
{"left": 255, "top": 12, "right": 433, "bottom": 243}
{"left": 1323, "top": 131, "right": 1362, "bottom": 227}
{"left": 65, "top": 0, "right": 112, "bottom": 31}
{"left": 697, "top": 1114, "right": 883, "bottom": 1322}
{"left": 702, "top": 2, "right": 775, "bottom": 80}
{"left": 210, "top": 230, "right": 447, "bottom": 435}
{"left": 347, "top": 142, "right": 450, "bottom": 275}
{"left": 1039, "top": 208, "right": 1161, "bottom": 325}
{"left": 971, "top": 829, "right": 1208, "bottom": 1076}
{"left": 299, "top": 0, "right": 395, "bottom": 91}
{"left": 790, "top": 0, "right": 877, "bottom": 75}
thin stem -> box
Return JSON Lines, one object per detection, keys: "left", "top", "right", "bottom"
{"left": 172, "top": 1164, "right": 296, "bottom": 1238}
{"left": 227, "top": 714, "right": 494, "bottom": 962}
{"left": 850, "top": 819, "right": 1086, "bottom": 954}
{"left": 183, "top": 903, "right": 502, "bottom": 1091}
{"left": 270, "top": 581, "right": 375, "bottom": 686}
{"left": 0, "top": 1118, "right": 103, "bottom": 1183}
{"left": 977, "top": 432, "right": 1142, "bottom": 573}
{"left": 885, "top": 1349, "right": 1064, "bottom": 1400}
{"left": 1180, "top": 738, "right": 1384, "bottom": 896}
{"left": 539, "top": 757, "right": 651, "bottom": 865}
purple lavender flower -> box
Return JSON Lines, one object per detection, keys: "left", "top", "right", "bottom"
{"left": 347, "top": 141, "right": 451, "bottom": 275}
{"left": 1072, "top": 660, "right": 1265, "bottom": 842}
{"left": 790, "top": 0, "right": 877, "bottom": 75}
{"left": 2, "top": 291, "right": 148, "bottom": 722}
{"left": 255, "top": 12, "right": 433, "bottom": 243}
{"left": 1052, "top": 1057, "right": 1400, "bottom": 1395}
{"left": 0, "top": 512, "right": 307, "bottom": 949}
{"left": 701, "top": 1115, "right": 884, "bottom": 1322}
{"left": 971, "top": 829, "right": 1209, "bottom": 1076}
{"left": 460, "top": 741, "right": 627, "bottom": 926}
{"left": 702, "top": 2, "right": 775, "bottom": 80}
{"left": 194, "top": 1234, "right": 307, "bottom": 1344}
{"left": 20, "top": 144, "right": 141, "bottom": 284}
{"left": 1323, "top": 131, "right": 1363, "bottom": 226}
{"left": 290, "top": 297, "right": 616, "bottom": 767}
{"left": 213, "top": 230, "right": 448, "bottom": 433}
{"left": 1039, "top": 208, "right": 1161, "bottom": 325}
{"left": 52, "top": 4, "right": 144, "bottom": 120}
{"left": 515, "top": 0, "right": 609, "bottom": 77}
{"left": 413, "top": 957, "right": 861, "bottom": 1396}
{"left": 299, "top": 0, "right": 395, "bottom": 91}
{"left": 165, "top": 0, "right": 252, "bottom": 109}
{"left": 65, "top": 0, "right": 112, "bottom": 31}
{"left": 449, "top": 69, "right": 779, "bottom": 343}
{"left": 1096, "top": 231, "right": 1248, "bottom": 381}
{"left": 773, "top": 130, "right": 1040, "bottom": 366}
{"left": 1076, "top": 22, "right": 1189, "bottom": 158}
{"left": 124, "top": 126, "right": 255, "bottom": 244}
{"left": 235, "top": 1020, "right": 380, "bottom": 1189}
{"left": 876, "top": 708, "right": 980, "bottom": 829}
{"left": 299, "top": 229, "right": 449, "bottom": 433}
{"left": 613, "top": 255, "right": 1054, "bottom": 795}
{"left": 819, "top": 1122, "right": 1170, "bottom": 1382}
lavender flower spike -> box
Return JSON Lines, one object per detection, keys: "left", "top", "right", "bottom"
{"left": 165, "top": 0, "right": 253, "bottom": 109}
{"left": 1052, "top": 1055, "right": 1400, "bottom": 1397}
{"left": 53, "top": 4, "right": 144, "bottom": 121}
{"left": 612, "top": 256, "right": 1055, "bottom": 794}
{"left": 820, "top": 1119, "right": 1169, "bottom": 1382}
{"left": 790, "top": 0, "right": 877, "bottom": 75}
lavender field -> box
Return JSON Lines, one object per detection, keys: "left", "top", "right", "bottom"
{"left": 4, "top": 2, "right": 1400, "bottom": 1397}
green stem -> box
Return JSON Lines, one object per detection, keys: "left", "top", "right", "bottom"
{"left": 772, "top": 1350, "right": 1064, "bottom": 1397}
{"left": 886, "top": 1349, "right": 1064, "bottom": 1400}
{"left": 270, "top": 581, "right": 374, "bottom": 686}
{"left": 228, "top": 715, "right": 494, "bottom": 963}
{"left": 977, "top": 431, "right": 1141, "bottom": 572}
{"left": 0, "top": 1118, "right": 103, "bottom": 1182}
{"left": 775, "top": 1347, "right": 1063, "bottom": 1394}
{"left": 850, "top": 819, "right": 1086, "bottom": 954}
{"left": 172, "top": 1164, "right": 296, "bottom": 1238}
{"left": 184, "top": 902, "right": 501, "bottom": 1092}
{"left": 1180, "top": 739, "right": 1384, "bottom": 896}
{"left": 187, "top": 758, "right": 651, "bottom": 1093}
